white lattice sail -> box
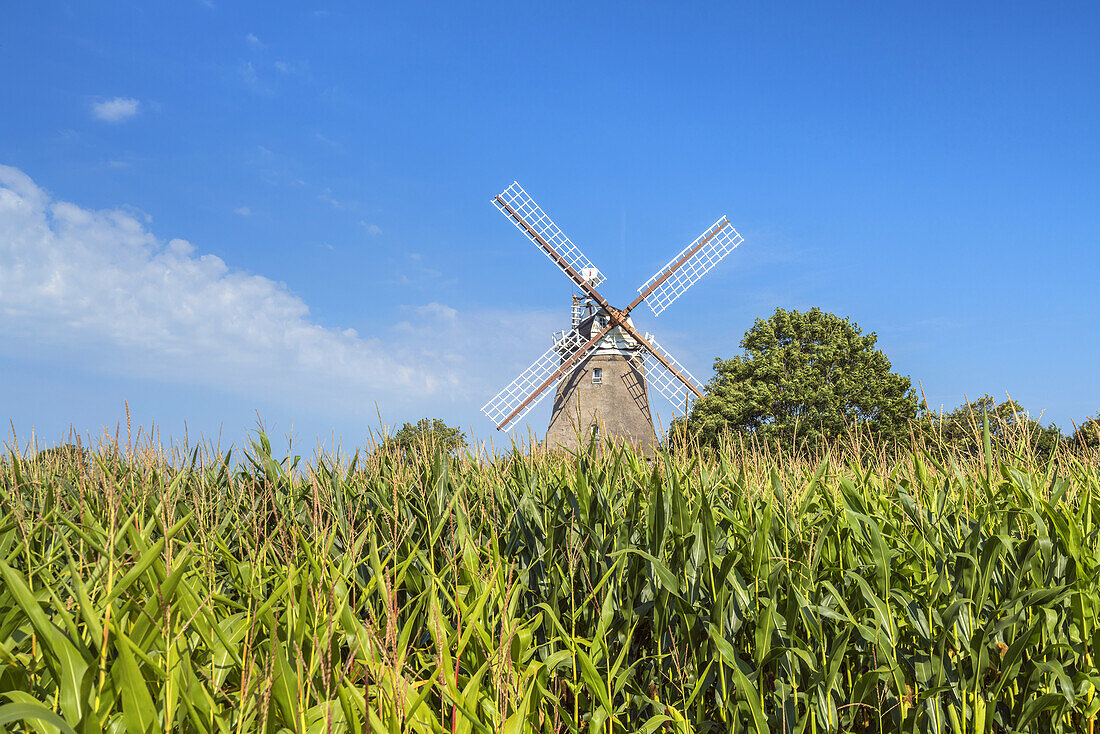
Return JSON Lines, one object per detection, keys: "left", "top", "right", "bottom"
{"left": 640, "top": 333, "right": 705, "bottom": 415}
{"left": 638, "top": 218, "right": 742, "bottom": 316}
{"left": 481, "top": 329, "right": 590, "bottom": 431}
{"left": 493, "top": 182, "right": 605, "bottom": 289}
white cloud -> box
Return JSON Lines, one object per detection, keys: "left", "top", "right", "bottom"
{"left": 238, "top": 62, "right": 276, "bottom": 96}
{"left": 412, "top": 302, "right": 457, "bottom": 321}
{"left": 246, "top": 33, "right": 263, "bottom": 48}
{"left": 360, "top": 220, "right": 382, "bottom": 235}
{"left": 233, "top": 205, "right": 252, "bottom": 216}
{"left": 91, "top": 97, "right": 140, "bottom": 123}
{"left": 0, "top": 164, "right": 487, "bottom": 414}
{"left": 317, "top": 188, "right": 349, "bottom": 209}
{"left": 239, "top": 62, "right": 259, "bottom": 85}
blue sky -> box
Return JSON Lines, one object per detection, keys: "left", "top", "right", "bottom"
{"left": 2, "top": 1, "right": 1098, "bottom": 449}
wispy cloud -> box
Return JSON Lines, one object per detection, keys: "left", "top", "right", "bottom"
{"left": 411, "top": 302, "right": 457, "bottom": 321}
{"left": 245, "top": 32, "right": 264, "bottom": 48}
{"left": 0, "top": 164, "right": 477, "bottom": 414}
{"left": 318, "top": 193, "right": 342, "bottom": 208}
{"left": 238, "top": 58, "right": 297, "bottom": 96}
{"left": 238, "top": 61, "right": 275, "bottom": 95}
{"left": 233, "top": 206, "right": 252, "bottom": 216}
{"left": 276, "top": 59, "right": 314, "bottom": 83}
{"left": 385, "top": 251, "right": 451, "bottom": 289}
{"left": 317, "top": 188, "right": 353, "bottom": 209}
{"left": 360, "top": 221, "right": 382, "bottom": 236}
{"left": 91, "top": 97, "right": 140, "bottom": 123}
{"left": 313, "top": 131, "right": 341, "bottom": 149}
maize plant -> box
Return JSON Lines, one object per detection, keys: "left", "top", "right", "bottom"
{"left": 0, "top": 427, "right": 1097, "bottom": 732}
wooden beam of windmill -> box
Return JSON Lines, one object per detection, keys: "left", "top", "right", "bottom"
{"left": 494, "top": 321, "right": 616, "bottom": 431}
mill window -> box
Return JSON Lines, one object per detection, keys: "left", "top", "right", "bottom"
{"left": 592, "top": 367, "right": 603, "bottom": 384}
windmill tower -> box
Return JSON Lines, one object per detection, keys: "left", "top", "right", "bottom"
{"left": 481, "top": 182, "right": 744, "bottom": 453}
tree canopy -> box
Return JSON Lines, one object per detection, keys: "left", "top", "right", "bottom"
{"left": 919, "top": 395, "right": 1063, "bottom": 457}
{"left": 680, "top": 307, "right": 918, "bottom": 447}
{"left": 384, "top": 418, "right": 467, "bottom": 457}
{"left": 1071, "top": 413, "right": 1100, "bottom": 450}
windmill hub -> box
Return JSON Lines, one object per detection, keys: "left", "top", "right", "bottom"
{"left": 604, "top": 306, "right": 628, "bottom": 326}
{"left": 481, "top": 181, "right": 745, "bottom": 454}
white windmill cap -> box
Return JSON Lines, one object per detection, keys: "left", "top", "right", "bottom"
{"left": 580, "top": 266, "right": 602, "bottom": 283}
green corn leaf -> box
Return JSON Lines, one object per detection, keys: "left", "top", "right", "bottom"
{"left": 0, "top": 561, "right": 92, "bottom": 726}
{"left": 0, "top": 703, "right": 76, "bottom": 734}
{"left": 609, "top": 548, "right": 680, "bottom": 598}
{"left": 110, "top": 616, "right": 159, "bottom": 734}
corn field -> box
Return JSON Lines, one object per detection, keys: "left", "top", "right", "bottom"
{"left": 1, "top": 427, "right": 1098, "bottom": 733}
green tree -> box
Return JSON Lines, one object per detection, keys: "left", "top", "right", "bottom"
{"left": 921, "top": 395, "right": 1063, "bottom": 457}
{"left": 1070, "top": 413, "right": 1100, "bottom": 450}
{"left": 681, "top": 307, "right": 918, "bottom": 448}
{"left": 33, "top": 443, "right": 90, "bottom": 473}
{"left": 384, "top": 418, "right": 467, "bottom": 458}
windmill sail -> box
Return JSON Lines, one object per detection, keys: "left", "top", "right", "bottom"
{"left": 637, "top": 217, "right": 743, "bottom": 316}
{"left": 493, "top": 182, "right": 606, "bottom": 292}
{"left": 637, "top": 333, "right": 705, "bottom": 415}
{"left": 480, "top": 328, "right": 592, "bottom": 431}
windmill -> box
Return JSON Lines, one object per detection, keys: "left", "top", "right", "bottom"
{"left": 481, "top": 182, "right": 744, "bottom": 453}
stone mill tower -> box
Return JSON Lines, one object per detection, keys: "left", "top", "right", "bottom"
{"left": 544, "top": 302, "right": 655, "bottom": 455}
